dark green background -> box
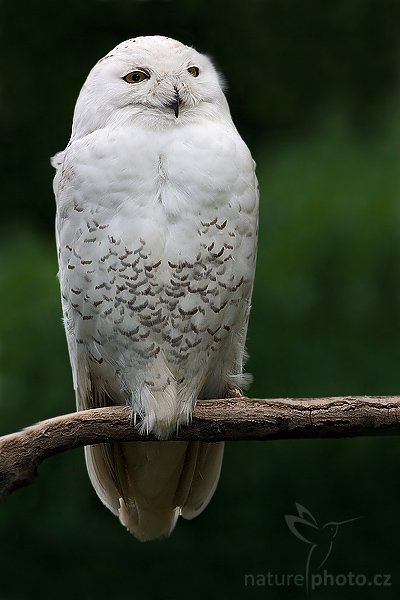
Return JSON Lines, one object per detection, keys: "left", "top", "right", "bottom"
{"left": 1, "top": 1, "right": 399, "bottom": 598}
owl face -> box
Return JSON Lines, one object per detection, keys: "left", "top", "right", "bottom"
{"left": 72, "top": 36, "right": 227, "bottom": 137}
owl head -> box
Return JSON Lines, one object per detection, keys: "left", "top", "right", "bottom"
{"left": 71, "top": 36, "right": 229, "bottom": 138}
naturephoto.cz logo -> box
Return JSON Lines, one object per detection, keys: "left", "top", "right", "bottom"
{"left": 244, "top": 569, "right": 391, "bottom": 591}
{"left": 244, "top": 503, "right": 392, "bottom": 593}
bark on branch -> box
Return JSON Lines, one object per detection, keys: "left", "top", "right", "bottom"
{"left": 1, "top": 395, "right": 400, "bottom": 495}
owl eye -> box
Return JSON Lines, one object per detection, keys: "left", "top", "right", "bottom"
{"left": 122, "top": 70, "right": 149, "bottom": 84}
{"left": 187, "top": 66, "right": 199, "bottom": 78}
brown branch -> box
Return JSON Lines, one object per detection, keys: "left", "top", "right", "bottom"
{"left": 1, "top": 395, "right": 400, "bottom": 495}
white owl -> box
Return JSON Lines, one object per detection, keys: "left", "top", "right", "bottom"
{"left": 52, "top": 36, "right": 258, "bottom": 541}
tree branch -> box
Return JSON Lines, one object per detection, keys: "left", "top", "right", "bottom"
{"left": 1, "top": 395, "right": 400, "bottom": 495}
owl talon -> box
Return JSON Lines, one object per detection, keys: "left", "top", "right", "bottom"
{"left": 128, "top": 409, "right": 139, "bottom": 427}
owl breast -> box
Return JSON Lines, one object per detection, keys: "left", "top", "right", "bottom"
{"left": 57, "top": 121, "right": 258, "bottom": 432}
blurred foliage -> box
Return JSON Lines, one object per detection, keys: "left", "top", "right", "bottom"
{"left": 251, "top": 107, "right": 400, "bottom": 399}
{"left": 1, "top": 0, "right": 400, "bottom": 599}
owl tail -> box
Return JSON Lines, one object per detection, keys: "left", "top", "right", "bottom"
{"left": 84, "top": 439, "right": 224, "bottom": 541}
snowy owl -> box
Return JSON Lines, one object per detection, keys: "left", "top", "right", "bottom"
{"left": 52, "top": 35, "right": 258, "bottom": 541}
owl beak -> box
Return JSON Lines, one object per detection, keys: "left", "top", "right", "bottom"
{"left": 172, "top": 86, "right": 180, "bottom": 118}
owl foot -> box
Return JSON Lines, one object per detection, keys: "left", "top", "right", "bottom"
{"left": 225, "top": 385, "right": 243, "bottom": 399}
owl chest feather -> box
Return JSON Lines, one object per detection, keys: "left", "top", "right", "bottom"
{"left": 57, "top": 122, "right": 257, "bottom": 385}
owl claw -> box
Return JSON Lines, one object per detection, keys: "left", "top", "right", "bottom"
{"left": 129, "top": 410, "right": 138, "bottom": 427}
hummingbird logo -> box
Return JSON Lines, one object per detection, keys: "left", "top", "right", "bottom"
{"left": 285, "top": 503, "right": 360, "bottom": 592}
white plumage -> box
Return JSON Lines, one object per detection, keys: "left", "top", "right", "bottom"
{"left": 52, "top": 35, "right": 258, "bottom": 541}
